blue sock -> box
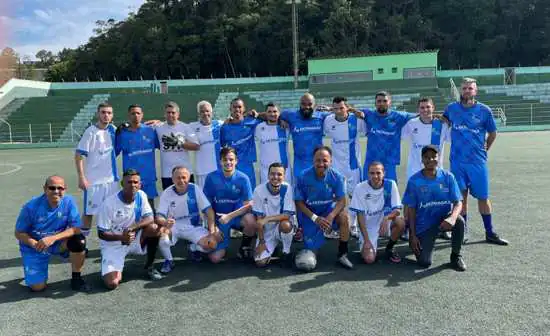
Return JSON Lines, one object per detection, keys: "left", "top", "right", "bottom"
{"left": 481, "top": 214, "right": 494, "bottom": 235}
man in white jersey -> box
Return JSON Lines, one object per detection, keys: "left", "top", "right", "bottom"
{"left": 323, "top": 96, "right": 364, "bottom": 238}
{"left": 188, "top": 101, "right": 222, "bottom": 191}
{"left": 75, "top": 102, "right": 119, "bottom": 236}
{"left": 97, "top": 169, "right": 164, "bottom": 289}
{"left": 350, "top": 162, "right": 405, "bottom": 264}
{"left": 154, "top": 102, "right": 200, "bottom": 190}
{"left": 252, "top": 162, "right": 296, "bottom": 267}
{"left": 156, "top": 166, "right": 222, "bottom": 273}
{"left": 254, "top": 103, "right": 292, "bottom": 184}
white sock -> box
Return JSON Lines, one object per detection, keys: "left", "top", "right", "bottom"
{"left": 280, "top": 231, "right": 294, "bottom": 254}
{"left": 348, "top": 210, "right": 357, "bottom": 230}
{"left": 159, "top": 235, "right": 173, "bottom": 261}
{"left": 190, "top": 243, "right": 207, "bottom": 253}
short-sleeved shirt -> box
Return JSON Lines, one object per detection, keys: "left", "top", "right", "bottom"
{"left": 252, "top": 182, "right": 295, "bottom": 231}
{"left": 97, "top": 190, "right": 153, "bottom": 247}
{"left": 155, "top": 121, "right": 198, "bottom": 177}
{"left": 443, "top": 102, "right": 497, "bottom": 164}
{"left": 402, "top": 168, "right": 462, "bottom": 235}
{"left": 323, "top": 114, "right": 364, "bottom": 174}
{"left": 16, "top": 194, "right": 81, "bottom": 252}
{"left": 350, "top": 179, "right": 402, "bottom": 228}
{"left": 294, "top": 166, "right": 346, "bottom": 215}
{"left": 76, "top": 124, "right": 118, "bottom": 184}
{"left": 203, "top": 169, "right": 253, "bottom": 215}
{"left": 220, "top": 117, "right": 262, "bottom": 163}
{"left": 361, "top": 109, "right": 416, "bottom": 165}
{"left": 115, "top": 124, "right": 159, "bottom": 183}
{"left": 280, "top": 109, "right": 331, "bottom": 164}
{"left": 254, "top": 122, "right": 290, "bottom": 168}
{"left": 188, "top": 120, "right": 222, "bottom": 176}
{"left": 157, "top": 183, "right": 211, "bottom": 227}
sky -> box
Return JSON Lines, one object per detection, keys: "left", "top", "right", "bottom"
{"left": 0, "top": 0, "right": 146, "bottom": 59}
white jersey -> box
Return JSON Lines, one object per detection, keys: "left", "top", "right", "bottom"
{"left": 254, "top": 122, "right": 290, "bottom": 169}
{"left": 401, "top": 117, "right": 450, "bottom": 181}
{"left": 323, "top": 114, "right": 364, "bottom": 177}
{"left": 155, "top": 121, "right": 198, "bottom": 177}
{"left": 76, "top": 124, "right": 118, "bottom": 185}
{"left": 157, "top": 183, "right": 211, "bottom": 228}
{"left": 252, "top": 182, "right": 295, "bottom": 231}
{"left": 188, "top": 120, "right": 222, "bottom": 176}
{"left": 97, "top": 190, "right": 153, "bottom": 247}
{"left": 350, "top": 179, "right": 402, "bottom": 230}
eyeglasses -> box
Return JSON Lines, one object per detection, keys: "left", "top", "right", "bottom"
{"left": 47, "top": 186, "right": 65, "bottom": 191}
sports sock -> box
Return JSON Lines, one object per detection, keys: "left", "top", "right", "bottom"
{"left": 240, "top": 235, "right": 253, "bottom": 249}
{"left": 280, "top": 231, "right": 294, "bottom": 254}
{"left": 481, "top": 214, "right": 494, "bottom": 235}
{"left": 158, "top": 235, "right": 173, "bottom": 261}
{"left": 71, "top": 272, "right": 81, "bottom": 280}
{"left": 338, "top": 240, "right": 348, "bottom": 257}
{"left": 80, "top": 227, "right": 91, "bottom": 237}
{"left": 145, "top": 237, "right": 159, "bottom": 269}
{"left": 386, "top": 239, "right": 397, "bottom": 251}
{"left": 463, "top": 213, "right": 469, "bottom": 235}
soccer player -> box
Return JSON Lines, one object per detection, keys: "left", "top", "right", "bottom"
{"left": 188, "top": 101, "right": 223, "bottom": 190}
{"left": 355, "top": 91, "right": 416, "bottom": 182}
{"left": 350, "top": 162, "right": 405, "bottom": 264}
{"left": 443, "top": 78, "right": 508, "bottom": 245}
{"left": 402, "top": 145, "right": 467, "bottom": 271}
{"left": 15, "top": 175, "right": 90, "bottom": 292}
{"left": 294, "top": 146, "right": 353, "bottom": 270}
{"left": 252, "top": 162, "right": 295, "bottom": 267}
{"left": 220, "top": 98, "right": 262, "bottom": 187}
{"left": 156, "top": 166, "right": 222, "bottom": 273}
{"left": 98, "top": 169, "right": 164, "bottom": 289}
{"left": 75, "top": 102, "right": 119, "bottom": 237}
{"left": 254, "top": 103, "right": 291, "bottom": 184}
{"left": 203, "top": 146, "right": 257, "bottom": 263}
{"left": 154, "top": 102, "right": 200, "bottom": 190}
{"left": 115, "top": 104, "right": 159, "bottom": 212}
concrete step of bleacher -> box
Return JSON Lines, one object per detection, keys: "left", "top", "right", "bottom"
{"left": 57, "top": 94, "right": 111, "bottom": 143}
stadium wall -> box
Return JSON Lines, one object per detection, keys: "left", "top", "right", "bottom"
{"left": 0, "top": 79, "right": 50, "bottom": 110}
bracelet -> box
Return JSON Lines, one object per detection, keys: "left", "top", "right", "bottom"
{"left": 310, "top": 214, "right": 318, "bottom": 222}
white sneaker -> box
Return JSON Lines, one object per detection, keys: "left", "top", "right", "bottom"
{"left": 338, "top": 254, "right": 354, "bottom": 269}
{"left": 324, "top": 230, "right": 340, "bottom": 239}
{"left": 230, "top": 229, "right": 243, "bottom": 238}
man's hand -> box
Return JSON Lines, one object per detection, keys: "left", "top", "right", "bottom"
{"left": 121, "top": 229, "right": 136, "bottom": 245}
{"left": 316, "top": 104, "right": 331, "bottom": 112}
{"left": 165, "top": 218, "right": 176, "bottom": 229}
{"left": 256, "top": 217, "right": 267, "bottom": 227}
{"left": 78, "top": 176, "right": 89, "bottom": 191}
{"left": 379, "top": 216, "right": 390, "bottom": 236}
{"left": 217, "top": 213, "right": 231, "bottom": 225}
{"left": 409, "top": 235, "right": 421, "bottom": 256}
{"left": 247, "top": 109, "right": 259, "bottom": 118}
{"left": 349, "top": 107, "right": 365, "bottom": 119}
{"left": 35, "top": 236, "right": 57, "bottom": 252}
{"left": 361, "top": 239, "right": 374, "bottom": 255}
{"left": 144, "top": 119, "right": 162, "bottom": 126}
{"left": 439, "top": 217, "right": 455, "bottom": 231}
{"left": 255, "top": 240, "right": 268, "bottom": 258}
{"left": 278, "top": 119, "right": 289, "bottom": 129}
{"left": 315, "top": 216, "right": 332, "bottom": 232}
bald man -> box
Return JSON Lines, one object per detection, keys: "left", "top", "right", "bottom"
{"left": 15, "top": 176, "right": 90, "bottom": 292}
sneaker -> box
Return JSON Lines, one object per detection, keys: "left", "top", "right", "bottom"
{"left": 294, "top": 227, "right": 304, "bottom": 242}
{"left": 230, "top": 229, "right": 243, "bottom": 238}
{"left": 147, "top": 267, "right": 164, "bottom": 281}
{"left": 439, "top": 231, "right": 452, "bottom": 240}
{"left": 337, "top": 254, "right": 354, "bottom": 269}
{"left": 160, "top": 260, "right": 175, "bottom": 274}
{"left": 486, "top": 232, "right": 509, "bottom": 246}
{"left": 350, "top": 226, "right": 360, "bottom": 239}
{"left": 237, "top": 246, "right": 253, "bottom": 260}
{"left": 71, "top": 278, "right": 92, "bottom": 292}
{"left": 385, "top": 248, "right": 402, "bottom": 263}
{"left": 324, "top": 230, "right": 340, "bottom": 239}
{"left": 450, "top": 254, "right": 467, "bottom": 272}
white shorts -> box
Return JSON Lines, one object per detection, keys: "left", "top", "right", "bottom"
{"left": 100, "top": 230, "right": 146, "bottom": 276}
{"left": 169, "top": 223, "right": 209, "bottom": 246}
{"left": 84, "top": 181, "right": 119, "bottom": 215}
{"left": 260, "top": 164, "right": 293, "bottom": 185}
{"left": 358, "top": 220, "right": 392, "bottom": 251}
{"left": 195, "top": 174, "right": 209, "bottom": 192}
{"left": 343, "top": 168, "right": 362, "bottom": 196}
{"left": 254, "top": 222, "right": 296, "bottom": 261}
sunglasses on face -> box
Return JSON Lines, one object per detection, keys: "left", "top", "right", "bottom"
{"left": 47, "top": 186, "right": 65, "bottom": 191}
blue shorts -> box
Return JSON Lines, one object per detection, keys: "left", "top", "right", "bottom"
{"left": 20, "top": 242, "right": 68, "bottom": 286}
{"left": 215, "top": 216, "right": 244, "bottom": 251}
{"left": 363, "top": 163, "right": 397, "bottom": 183}
{"left": 141, "top": 181, "right": 158, "bottom": 199}
{"left": 297, "top": 211, "right": 338, "bottom": 250}
{"left": 450, "top": 162, "right": 489, "bottom": 199}
{"left": 237, "top": 162, "right": 256, "bottom": 188}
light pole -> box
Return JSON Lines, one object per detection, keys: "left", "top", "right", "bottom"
{"left": 286, "top": 0, "right": 301, "bottom": 89}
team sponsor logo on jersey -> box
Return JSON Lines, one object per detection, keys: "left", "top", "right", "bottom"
{"left": 293, "top": 125, "right": 320, "bottom": 133}
{"left": 370, "top": 129, "right": 395, "bottom": 136}
{"left": 453, "top": 124, "right": 480, "bottom": 134}
{"left": 419, "top": 200, "right": 452, "bottom": 209}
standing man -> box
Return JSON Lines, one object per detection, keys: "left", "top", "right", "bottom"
{"left": 220, "top": 98, "right": 262, "bottom": 187}
{"left": 116, "top": 104, "right": 159, "bottom": 212}
{"left": 443, "top": 78, "right": 508, "bottom": 245}
{"left": 402, "top": 145, "right": 467, "bottom": 271}
{"left": 188, "top": 101, "right": 223, "bottom": 191}
{"left": 255, "top": 103, "right": 292, "bottom": 184}
{"left": 75, "top": 102, "right": 119, "bottom": 237}
{"left": 294, "top": 146, "right": 353, "bottom": 270}
{"left": 98, "top": 169, "right": 164, "bottom": 289}
{"left": 15, "top": 175, "right": 90, "bottom": 292}
{"left": 154, "top": 101, "right": 200, "bottom": 190}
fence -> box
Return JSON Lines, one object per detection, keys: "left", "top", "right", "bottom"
{"left": 0, "top": 122, "right": 81, "bottom": 144}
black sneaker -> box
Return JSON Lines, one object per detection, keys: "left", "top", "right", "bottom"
{"left": 385, "top": 248, "right": 402, "bottom": 263}
{"left": 237, "top": 246, "right": 253, "bottom": 260}
{"left": 450, "top": 254, "right": 467, "bottom": 272}
{"left": 486, "top": 232, "right": 509, "bottom": 246}
{"left": 71, "top": 278, "right": 92, "bottom": 292}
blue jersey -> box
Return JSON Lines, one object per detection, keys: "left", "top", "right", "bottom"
{"left": 220, "top": 117, "right": 262, "bottom": 163}
{"left": 16, "top": 194, "right": 81, "bottom": 252}
{"left": 443, "top": 102, "right": 497, "bottom": 164}
{"left": 115, "top": 124, "right": 159, "bottom": 183}
{"left": 203, "top": 169, "right": 253, "bottom": 215}
{"left": 294, "top": 166, "right": 346, "bottom": 215}
{"left": 402, "top": 168, "right": 462, "bottom": 235}
{"left": 362, "top": 109, "right": 416, "bottom": 165}
{"left": 280, "top": 109, "right": 330, "bottom": 163}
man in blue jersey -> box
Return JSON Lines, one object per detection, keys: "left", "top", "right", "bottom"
{"left": 403, "top": 145, "right": 466, "bottom": 271}
{"left": 203, "top": 146, "right": 257, "bottom": 262}
{"left": 116, "top": 104, "right": 159, "bottom": 212}
{"left": 354, "top": 91, "right": 416, "bottom": 182}
{"left": 443, "top": 78, "right": 508, "bottom": 245}
{"left": 15, "top": 175, "right": 90, "bottom": 292}
{"left": 294, "top": 146, "right": 353, "bottom": 270}
{"left": 220, "top": 98, "right": 262, "bottom": 187}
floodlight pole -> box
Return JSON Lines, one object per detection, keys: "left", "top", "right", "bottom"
{"left": 287, "top": 0, "right": 301, "bottom": 89}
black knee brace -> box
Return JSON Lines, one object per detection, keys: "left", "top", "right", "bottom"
{"left": 67, "top": 234, "right": 86, "bottom": 253}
